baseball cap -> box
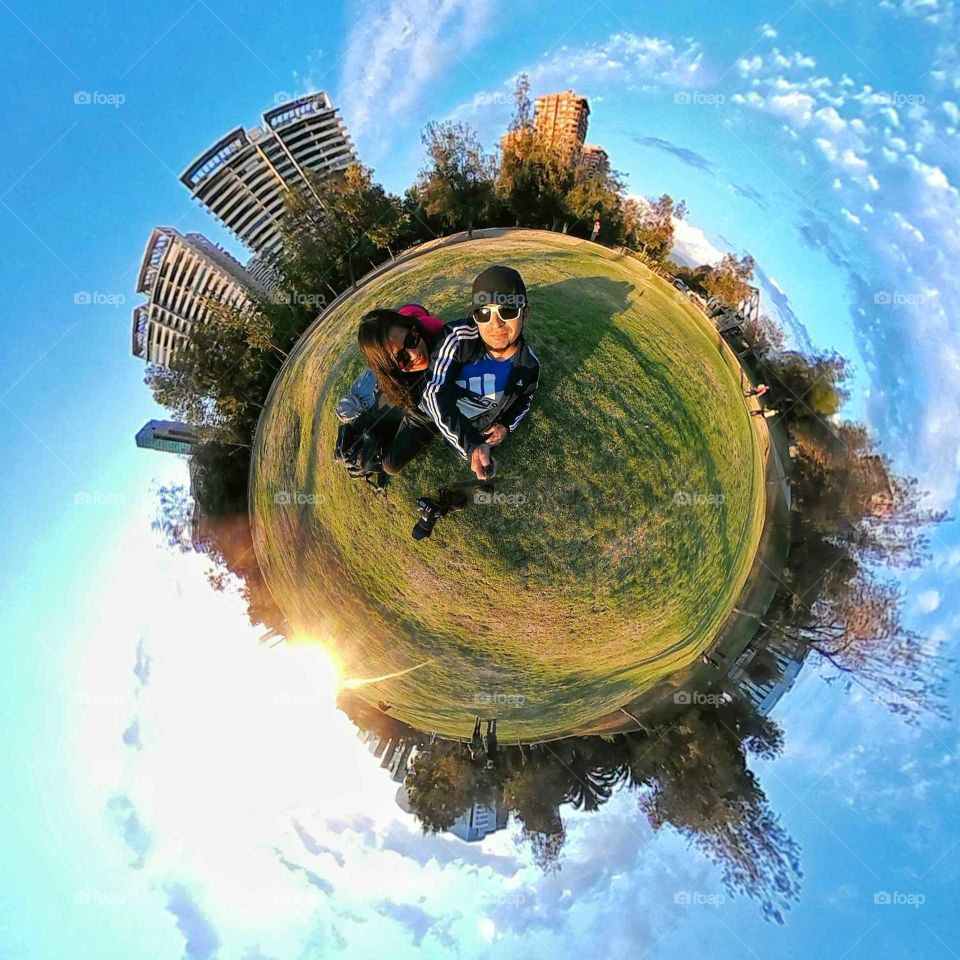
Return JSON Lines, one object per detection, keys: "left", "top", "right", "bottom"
{"left": 472, "top": 265, "right": 528, "bottom": 311}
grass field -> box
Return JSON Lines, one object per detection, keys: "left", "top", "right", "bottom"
{"left": 250, "top": 230, "right": 766, "bottom": 741}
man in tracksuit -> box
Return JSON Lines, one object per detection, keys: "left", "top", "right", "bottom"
{"left": 422, "top": 265, "right": 541, "bottom": 480}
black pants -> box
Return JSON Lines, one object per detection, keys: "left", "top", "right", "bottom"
{"left": 371, "top": 406, "right": 439, "bottom": 476}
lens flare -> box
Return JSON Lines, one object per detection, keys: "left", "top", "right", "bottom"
{"left": 341, "top": 659, "right": 434, "bottom": 690}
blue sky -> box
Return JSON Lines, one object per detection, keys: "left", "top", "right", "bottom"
{"left": 1, "top": 0, "right": 959, "bottom": 957}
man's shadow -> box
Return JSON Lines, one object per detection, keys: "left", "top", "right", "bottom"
{"left": 527, "top": 276, "right": 634, "bottom": 382}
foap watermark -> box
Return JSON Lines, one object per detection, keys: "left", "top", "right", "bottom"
{"left": 74, "top": 90, "right": 125, "bottom": 108}
{"left": 874, "top": 290, "right": 926, "bottom": 307}
{"left": 874, "top": 891, "right": 925, "bottom": 908}
{"left": 274, "top": 490, "right": 320, "bottom": 506}
{"left": 674, "top": 690, "right": 728, "bottom": 706}
{"left": 75, "top": 291, "right": 125, "bottom": 307}
{"left": 473, "top": 91, "right": 512, "bottom": 109}
{"left": 674, "top": 890, "right": 726, "bottom": 907}
{"left": 473, "top": 291, "right": 527, "bottom": 308}
{"left": 270, "top": 289, "right": 327, "bottom": 309}
{"left": 74, "top": 890, "right": 125, "bottom": 908}
{"left": 673, "top": 91, "right": 726, "bottom": 107}
{"left": 273, "top": 688, "right": 328, "bottom": 708}
{"left": 673, "top": 490, "right": 725, "bottom": 507}
{"left": 74, "top": 491, "right": 124, "bottom": 507}
{"left": 486, "top": 890, "right": 529, "bottom": 907}
{"left": 474, "top": 490, "right": 527, "bottom": 508}
{"left": 76, "top": 690, "right": 127, "bottom": 709}
{"left": 874, "top": 91, "right": 926, "bottom": 107}
{"left": 475, "top": 691, "right": 526, "bottom": 708}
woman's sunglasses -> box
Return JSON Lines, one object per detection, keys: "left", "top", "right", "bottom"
{"left": 394, "top": 327, "right": 422, "bottom": 369}
{"left": 472, "top": 304, "right": 523, "bottom": 324}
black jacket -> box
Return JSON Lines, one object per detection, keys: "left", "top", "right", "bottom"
{"left": 420, "top": 318, "right": 541, "bottom": 460}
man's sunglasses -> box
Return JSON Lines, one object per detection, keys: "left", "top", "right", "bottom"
{"left": 394, "top": 327, "right": 422, "bottom": 369}
{"left": 472, "top": 304, "right": 523, "bottom": 324}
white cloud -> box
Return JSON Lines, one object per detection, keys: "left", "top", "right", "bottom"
{"left": 721, "top": 40, "right": 960, "bottom": 502}
{"left": 768, "top": 91, "right": 816, "bottom": 126}
{"left": 76, "top": 535, "right": 730, "bottom": 958}
{"left": 670, "top": 215, "right": 726, "bottom": 267}
{"left": 447, "top": 32, "right": 706, "bottom": 127}
{"left": 337, "top": 0, "right": 493, "bottom": 137}
{"left": 839, "top": 147, "right": 869, "bottom": 172}
{"left": 917, "top": 589, "right": 942, "bottom": 612}
{"left": 449, "top": 28, "right": 960, "bottom": 506}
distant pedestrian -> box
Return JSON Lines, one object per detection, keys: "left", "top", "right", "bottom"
{"left": 484, "top": 719, "right": 498, "bottom": 761}
{"left": 468, "top": 716, "right": 483, "bottom": 759}
{"left": 700, "top": 653, "right": 721, "bottom": 669}
{"left": 744, "top": 383, "right": 769, "bottom": 398}
{"left": 591, "top": 218, "right": 601, "bottom": 242}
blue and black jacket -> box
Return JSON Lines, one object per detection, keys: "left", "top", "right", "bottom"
{"left": 420, "top": 318, "right": 541, "bottom": 460}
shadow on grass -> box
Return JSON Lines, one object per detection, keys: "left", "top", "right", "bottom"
{"left": 608, "top": 323, "right": 734, "bottom": 578}
{"left": 526, "top": 275, "right": 634, "bottom": 383}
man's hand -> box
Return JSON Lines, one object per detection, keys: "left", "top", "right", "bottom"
{"left": 470, "top": 443, "right": 497, "bottom": 480}
{"left": 483, "top": 423, "right": 508, "bottom": 446}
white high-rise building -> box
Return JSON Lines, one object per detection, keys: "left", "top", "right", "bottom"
{"left": 179, "top": 92, "right": 358, "bottom": 261}
{"left": 134, "top": 419, "right": 204, "bottom": 455}
{"left": 131, "top": 227, "right": 262, "bottom": 367}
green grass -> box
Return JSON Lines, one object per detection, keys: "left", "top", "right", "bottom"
{"left": 250, "top": 230, "right": 766, "bottom": 741}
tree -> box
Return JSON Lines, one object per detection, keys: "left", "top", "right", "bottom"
{"left": 703, "top": 252, "right": 756, "bottom": 308}
{"left": 628, "top": 194, "right": 687, "bottom": 261}
{"left": 497, "top": 74, "right": 581, "bottom": 230}
{"left": 416, "top": 121, "right": 497, "bottom": 237}
{"left": 787, "top": 409, "right": 946, "bottom": 569}
{"left": 759, "top": 571, "right": 948, "bottom": 723}
{"left": 564, "top": 165, "right": 626, "bottom": 238}
{"left": 629, "top": 707, "right": 801, "bottom": 924}
{"left": 152, "top": 483, "right": 195, "bottom": 553}
{"left": 502, "top": 761, "right": 567, "bottom": 871}
{"left": 741, "top": 312, "right": 784, "bottom": 361}
{"left": 279, "top": 162, "right": 404, "bottom": 289}
{"left": 144, "top": 304, "right": 266, "bottom": 439}
{"left": 404, "top": 746, "right": 488, "bottom": 832}
{"left": 764, "top": 350, "right": 848, "bottom": 421}
{"left": 508, "top": 73, "right": 533, "bottom": 132}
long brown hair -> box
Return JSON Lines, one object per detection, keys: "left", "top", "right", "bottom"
{"left": 357, "top": 309, "right": 425, "bottom": 413}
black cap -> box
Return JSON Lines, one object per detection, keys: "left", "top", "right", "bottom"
{"left": 472, "top": 265, "right": 527, "bottom": 310}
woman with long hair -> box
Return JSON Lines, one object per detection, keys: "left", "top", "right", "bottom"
{"left": 354, "top": 304, "right": 445, "bottom": 476}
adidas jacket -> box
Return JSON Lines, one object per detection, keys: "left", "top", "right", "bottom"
{"left": 420, "top": 318, "right": 541, "bottom": 460}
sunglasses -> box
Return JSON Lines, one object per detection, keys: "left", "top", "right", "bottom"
{"left": 472, "top": 304, "right": 523, "bottom": 324}
{"left": 394, "top": 327, "right": 422, "bottom": 369}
